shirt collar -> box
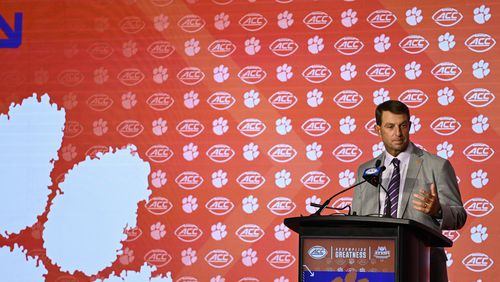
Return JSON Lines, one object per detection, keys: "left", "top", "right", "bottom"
{"left": 384, "top": 142, "right": 413, "bottom": 167}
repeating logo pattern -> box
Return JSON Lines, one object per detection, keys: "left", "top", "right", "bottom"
{"left": 0, "top": 1, "right": 496, "bottom": 282}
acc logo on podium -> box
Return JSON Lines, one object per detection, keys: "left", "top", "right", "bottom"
{"left": 308, "top": 246, "right": 328, "bottom": 260}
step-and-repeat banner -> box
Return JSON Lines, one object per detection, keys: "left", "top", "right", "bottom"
{"left": 0, "top": 0, "right": 498, "bottom": 281}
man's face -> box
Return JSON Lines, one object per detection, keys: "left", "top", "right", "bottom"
{"left": 376, "top": 111, "right": 411, "bottom": 156}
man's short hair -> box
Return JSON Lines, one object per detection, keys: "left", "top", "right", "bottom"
{"left": 375, "top": 100, "right": 410, "bottom": 125}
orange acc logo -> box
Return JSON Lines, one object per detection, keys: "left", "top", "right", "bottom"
{"left": 431, "top": 62, "right": 462, "bottom": 81}
{"left": 85, "top": 145, "right": 109, "bottom": 159}
{"left": 86, "top": 94, "right": 113, "bottom": 111}
{"left": 147, "top": 41, "right": 175, "bottom": 59}
{"left": 269, "top": 38, "right": 299, "bottom": 57}
{"left": 463, "top": 143, "right": 494, "bottom": 162}
{"left": 175, "top": 224, "right": 203, "bottom": 242}
{"left": 64, "top": 120, "right": 84, "bottom": 138}
{"left": 57, "top": 69, "right": 84, "bottom": 87}
{"left": 302, "top": 118, "right": 331, "bottom": 137}
{"left": 464, "top": 198, "right": 494, "bottom": 217}
{"left": 207, "top": 92, "right": 236, "bottom": 110}
{"left": 464, "top": 88, "right": 495, "bottom": 108}
{"left": 206, "top": 144, "right": 235, "bottom": 163}
{"left": 86, "top": 42, "right": 114, "bottom": 60}
{"left": 147, "top": 93, "right": 174, "bottom": 111}
{"left": 239, "top": 13, "right": 267, "bottom": 31}
{"left": 205, "top": 249, "right": 234, "bottom": 268}
{"left": 332, "top": 143, "right": 363, "bottom": 163}
{"left": 175, "top": 171, "right": 204, "bottom": 190}
{"left": 300, "top": 171, "right": 330, "bottom": 190}
{"left": 367, "top": 10, "right": 397, "bottom": 28}
{"left": 177, "top": 119, "right": 204, "bottom": 138}
{"left": 119, "top": 16, "right": 145, "bottom": 34}
{"left": 116, "top": 120, "right": 144, "bottom": 138}
{"left": 267, "top": 197, "right": 296, "bottom": 216}
{"left": 145, "top": 144, "right": 173, "bottom": 163}
{"left": 333, "top": 90, "right": 363, "bottom": 109}
{"left": 332, "top": 197, "right": 352, "bottom": 214}
{"left": 238, "top": 66, "right": 267, "bottom": 85}
{"left": 237, "top": 171, "right": 266, "bottom": 190}
{"left": 398, "top": 89, "right": 428, "bottom": 108}
{"left": 177, "top": 67, "right": 205, "bottom": 85}
{"left": 302, "top": 64, "right": 332, "bottom": 83}
{"left": 206, "top": 196, "right": 235, "bottom": 216}
{"left": 145, "top": 197, "right": 173, "bottom": 215}
{"left": 399, "top": 35, "right": 429, "bottom": 54}
{"left": 366, "top": 63, "right": 396, "bottom": 82}
{"left": 442, "top": 230, "right": 461, "bottom": 242}
{"left": 432, "top": 8, "right": 463, "bottom": 27}
{"left": 117, "top": 68, "right": 145, "bottom": 86}
{"left": 177, "top": 15, "right": 205, "bottom": 33}
{"left": 465, "top": 33, "right": 496, "bottom": 53}
{"left": 150, "top": 0, "right": 173, "bottom": 6}
{"left": 334, "top": 36, "right": 364, "bottom": 55}
{"left": 266, "top": 250, "right": 296, "bottom": 269}
{"left": 237, "top": 118, "right": 266, "bottom": 137}
{"left": 269, "top": 91, "right": 298, "bottom": 110}
{"left": 268, "top": 144, "right": 297, "bottom": 163}
{"left": 364, "top": 118, "right": 378, "bottom": 136}
{"left": 208, "top": 39, "right": 236, "bottom": 58}
{"left": 430, "top": 117, "right": 461, "bottom": 136}
{"left": 303, "top": 11, "right": 332, "bottom": 30}
{"left": 124, "top": 226, "right": 142, "bottom": 242}
{"left": 144, "top": 249, "right": 171, "bottom": 268}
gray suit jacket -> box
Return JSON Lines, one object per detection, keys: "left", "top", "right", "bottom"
{"left": 352, "top": 143, "right": 467, "bottom": 281}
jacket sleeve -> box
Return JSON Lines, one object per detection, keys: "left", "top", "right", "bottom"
{"left": 436, "top": 159, "right": 467, "bottom": 230}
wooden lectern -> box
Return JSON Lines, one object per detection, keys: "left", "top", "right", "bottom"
{"left": 284, "top": 215, "right": 452, "bottom": 282}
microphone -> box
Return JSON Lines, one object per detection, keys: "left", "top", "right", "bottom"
{"left": 311, "top": 161, "right": 384, "bottom": 216}
{"left": 362, "top": 159, "right": 385, "bottom": 186}
{"left": 363, "top": 159, "right": 392, "bottom": 217}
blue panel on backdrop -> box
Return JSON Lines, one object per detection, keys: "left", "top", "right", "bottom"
{"left": 303, "top": 271, "right": 395, "bottom": 282}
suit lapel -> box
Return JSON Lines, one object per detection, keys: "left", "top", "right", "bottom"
{"left": 400, "top": 144, "right": 423, "bottom": 216}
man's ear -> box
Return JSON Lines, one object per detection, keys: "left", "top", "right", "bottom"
{"left": 375, "top": 125, "right": 381, "bottom": 136}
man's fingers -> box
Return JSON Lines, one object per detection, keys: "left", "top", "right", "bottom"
{"left": 430, "top": 183, "right": 437, "bottom": 196}
{"left": 413, "top": 193, "right": 426, "bottom": 201}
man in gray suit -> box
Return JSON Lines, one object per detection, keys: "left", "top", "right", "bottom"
{"left": 352, "top": 100, "right": 467, "bottom": 282}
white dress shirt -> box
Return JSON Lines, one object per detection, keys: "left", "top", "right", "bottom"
{"left": 378, "top": 142, "right": 413, "bottom": 217}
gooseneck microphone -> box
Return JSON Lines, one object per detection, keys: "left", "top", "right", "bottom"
{"left": 363, "top": 159, "right": 392, "bottom": 217}
{"left": 311, "top": 160, "right": 384, "bottom": 216}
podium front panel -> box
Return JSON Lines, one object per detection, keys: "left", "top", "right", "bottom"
{"left": 301, "top": 237, "right": 396, "bottom": 282}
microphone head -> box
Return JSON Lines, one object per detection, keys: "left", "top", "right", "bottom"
{"left": 375, "top": 159, "right": 382, "bottom": 168}
{"left": 362, "top": 166, "right": 383, "bottom": 187}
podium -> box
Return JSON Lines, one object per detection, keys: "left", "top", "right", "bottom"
{"left": 284, "top": 215, "right": 452, "bottom": 282}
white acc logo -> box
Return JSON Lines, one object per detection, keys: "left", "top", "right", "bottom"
{"left": 334, "top": 90, "right": 363, "bottom": 109}
{"left": 464, "top": 88, "right": 495, "bottom": 108}
{"left": 308, "top": 246, "right": 327, "bottom": 259}
{"left": 267, "top": 197, "right": 296, "bottom": 216}
{"left": 463, "top": 143, "right": 494, "bottom": 162}
{"left": 303, "top": 11, "right": 332, "bottom": 30}
{"left": 301, "top": 171, "right": 330, "bottom": 190}
{"left": 462, "top": 253, "right": 494, "bottom": 272}
{"left": 266, "top": 250, "right": 296, "bottom": 269}
{"left": 268, "top": 144, "right": 297, "bottom": 163}
{"left": 302, "top": 118, "right": 331, "bottom": 137}
{"left": 430, "top": 117, "right": 461, "bottom": 136}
